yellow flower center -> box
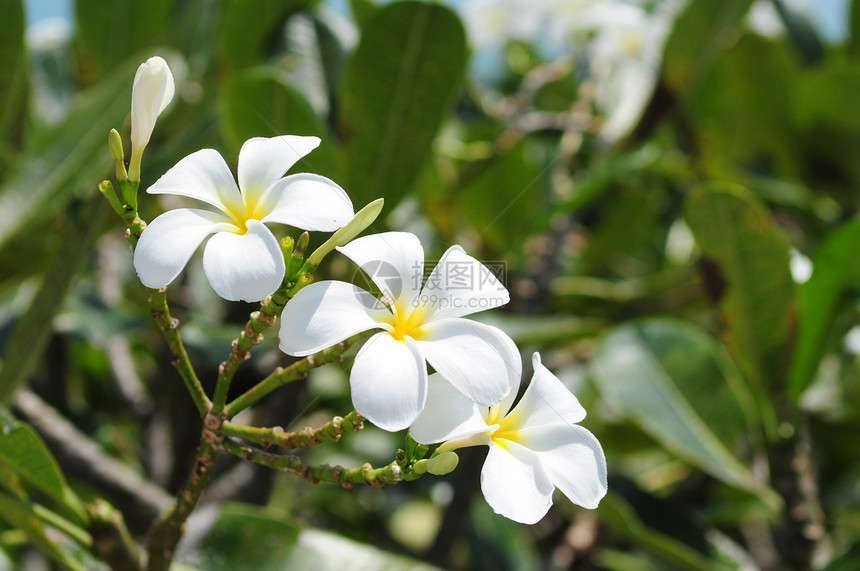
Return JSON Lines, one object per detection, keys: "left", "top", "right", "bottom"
{"left": 486, "top": 403, "right": 522, "bottom": 447}
{"left": 223, "top": 193, "right": 263, "bottom": 235}
{"left": 384, "top": 301, "right": 428, "bottom": 342}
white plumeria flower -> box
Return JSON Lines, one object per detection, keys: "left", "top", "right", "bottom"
{"left": 134, "top": 135, "right": 354, "bottom": 302}
{"left": 410, "top": 353, "right": 607, "bottom": 525}
{"left": 578, "top": 0, "right": 687, "bottom": 142}
{"left": 129, "top": 56, "right": 175, "bottom": 181}
{"left": 278, "top": 231, "right": 518, "bottom": 431}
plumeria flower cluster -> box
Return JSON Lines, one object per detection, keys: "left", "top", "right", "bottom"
{"left": 117, "top": 55, "right": 606, "bottom": 525}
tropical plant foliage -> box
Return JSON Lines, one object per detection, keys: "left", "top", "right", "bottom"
{"left": 1, "top": 0, "right": 860, "bottom": 569}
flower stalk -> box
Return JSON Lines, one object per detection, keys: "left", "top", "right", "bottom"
{"left": 223, "top": 332, "right": 368, "bottom": 419}
{"left": 147, "top": 288, "right": 210, "bottom": 416}
{"left": 220, "top": 438, "right": 427, "bottom": 487}
{"left": 219, "top": 410, "right": 364, "bottom": 449}
{"left": 210, "top": 236, "right": 315, "bottom": 414}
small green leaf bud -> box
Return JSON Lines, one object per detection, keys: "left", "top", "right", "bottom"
{"left": 414, "top": 451, "right": 459, "bottom": 476}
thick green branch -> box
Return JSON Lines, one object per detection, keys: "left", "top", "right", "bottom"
{"left": 219, "top": 410, "right": 364, "bottom": 449}
{"left": 220, "top": 438, "right": 425, "bottom": 488}
{"left": 223, "top": 332, "right": 368, "bottom": 419}
{"left": 147, "top": 288, "right": 210, "bottom": 416}
{"left": 146, "top": 415, "right": 222, "bottom": 571}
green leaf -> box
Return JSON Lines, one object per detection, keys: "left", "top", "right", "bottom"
{"left": 686, "top": 35, "right": 799, "bottom": 174}
{"left": 592, "top": 318, "right": 779, "bottom": 509}
{"left": 458, "top": 142, "right": 542, "bottom": 251}
{"left": 598, "top": 490, "right": 735, "bottom": 571}
{"left": 795, "top": 63, "right": 860, "bottom": 131}
{"left": 0, "top": 0, "right": 26, "bottom": 176}
{"left": 339, "top": 1, "right": 467, "bottom": 207}
{"left": 0, "top": 420, "right": 86, "bottom": 525}
{"left": 74, "top": 0, "right": 173, "bottom": 83}
{"left": 0, "top": 196, "right": 107, "bottom": 406}
{"left": 850, "top": 0, "right": 860, "bottom": 57}
{"left": 219, "top": 70, "right": 338, "bottom": 177}
{"left": 215, "top": 0, "right": 314, "bottom": 72}
{"left": 662, "top": 0, "right": 755, "bottom": 94}
{"left": 683, "top": 183, "right": 794, "bottom": 395}
{"left": 789, "top": 218, "right": 860, "bottom": 399}
{"left": 0, "top": 493, "right": 90, "bottom": 571}
{"left": 176, "top": 502, "right": 443, "bottom": 570}
{"left": 548, "top": 142, "right": 661, "bottom": 219}
{"left": 822, "top": 541, "right": 860, "bottom": 571}
{"left": 476, "top": 314, "right": 606, "bottom": 345}
{"left": 349, "top": 0, "right": 377, "bottom": 29}
{"left": 0, "top": 58, "right": 137, "bottom": 254}
{"left": 772, "top": 0, "right": 824, "bottom": 65}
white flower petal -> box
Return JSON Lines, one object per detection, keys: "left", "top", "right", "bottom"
{"left": 409, "top": 373, "right": 489, "bottom": 444}
{"left": 490, "top": 324, "right": 522, "bottom": 415}
{"left": 337, "top": 232, "right": 425, "bottom": 307}
{"left": 259, "top": 174, "right": 354, "bottom": 231}
{"left": 422, "top": 245, "right": 509, "bottom": 320}
{"left": 133, "top": 208, "right": 227, "bottom": 289}
{"left": 481, "top": 442, "right": 554, "bottom": 524}
{"left": 147, "top": 149, "right": 244, "bottom": 216}
{"left": 522, "top": 424, "right": 607, "bottom": 510}
{"left": 201, "top": 220, "right": 285, "bottom": 302}
{"left": 237, "top": 136, "right": 321, "bottom": 206}
{"left": 278, "top": 281, "right": 388, "bottom": 356}
{"left": 510, "top": 353, "right": 587, "bottom": 433}
{"left": 130, "top": 56, "right": 174, "bottom": 157}
{"left": 416, "top": 319, "right": 515, "bottom": 406}
{"left": 350, "top": 333, "right": 427, "bottom": 431}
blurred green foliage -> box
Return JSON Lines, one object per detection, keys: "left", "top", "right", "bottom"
{"left": 2, "top": 0, "right": 860, "bottom": 569}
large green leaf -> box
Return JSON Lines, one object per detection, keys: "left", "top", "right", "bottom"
{"left": 592, "top": 319, "right": 778, "bottom": 508}
{"left": 683, "top": 183, "right": 794, "bottom": 394}
{"left": 215, "top": 0, "right": 314, "bottom": 72}
{"left": 74, "top": 0, "right": 173, "bottom": 83}
{"left": 459, "top": 142, "right": 542, "bottom": 251}
{"left": 789, "top": 218, "right": 860, "bottom": 399}
{"left": 771, "top": 0, "right": 824, "bottom": 65}
{"left": 686, "top": 35, "right": 799, "bottom": 175}
{"left": 598, "top": 488, "right": 734, "bottom": 571}
{"left": 0, "top": 418, "right": 85, "bottom": 524}
{"left": 662, "top": 0, "right": 755, "bottom": 94}
{"left": 219, "top": 70, "right": 338, "bottom": 177}
{"left": 0, "top": 58, "right": 137, "bottom": 254}
{"left": 176, "top": 502, "right": 442, "bottom": 570}
{"left": 339, "top": 1, "right": 467, "bottom": 207}
{"left": 0, "top": 0, "right": 26, "bottom": 176}
{"left": 795, "top": 63, "right": 860, "bottom": 131}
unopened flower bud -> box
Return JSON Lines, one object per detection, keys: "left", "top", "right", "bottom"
{"left": 307, "top": 198, "right": 384, "bottom": 268}
{"left": 128, "top": 56, "right": 174, "bottom": 182}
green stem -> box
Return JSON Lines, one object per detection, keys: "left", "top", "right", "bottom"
{"left": 32, "top": 505, "right": 92, "bottom": 549}
{"left": 85, "top": 499, "right": 141, "bottom": 571}
{"left": 210, "top": 272, "right": 314, "bottom": 414}
{"left": 147, "top": 288, "right": 211, "bottom": 416}
{"left": 220, "top": 438, "right": 425, "bottom": 487}
{"left": 223, "top": 332, "right": 368, "bottom": 419}
{"left": 219, "top": 410, "right": 364, "bottom": 449}
{"left": 146, "top": 415, "right": 222, "bottom": 571}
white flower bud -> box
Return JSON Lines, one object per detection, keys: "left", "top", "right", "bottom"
{"left": 129, "top": 56, "right": 174, "bottom": 181}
